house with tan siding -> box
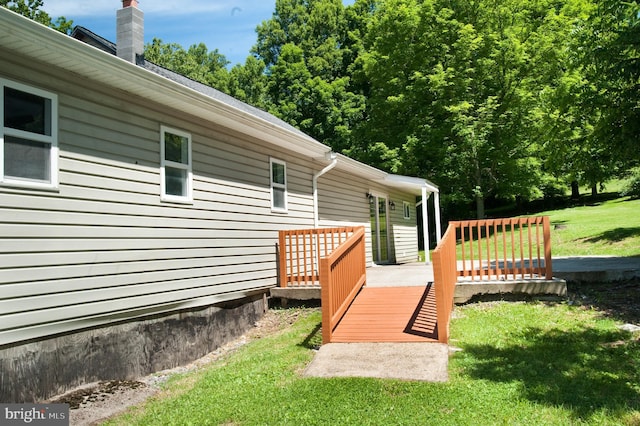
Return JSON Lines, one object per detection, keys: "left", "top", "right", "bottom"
{"left": 0, "top": 2, "right": 440, "bottom": 402}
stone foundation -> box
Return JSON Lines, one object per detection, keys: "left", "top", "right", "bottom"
{"left": 0, "top": 293, "right": 267, "bottom": 403}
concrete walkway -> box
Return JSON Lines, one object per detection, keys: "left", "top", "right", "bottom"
{"left": 553, "top": 256, "right": 640, "bottom": 282}
{"left": 304, "top": 342, "right": 449, "bottom": 382}
{"left": 306, "top": 256, "right": 640, "bottom": 382}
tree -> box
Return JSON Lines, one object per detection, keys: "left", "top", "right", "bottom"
{"left": 144, "top": 38, "right": 230, "bottom": 91}
{"left": 581, "top": 0, "right": 639, "bottom": 171}
{"left": 356, "top": 0, "right": 590, "bottom": 218}
{"left": 227, "top": 56, "right": 269, "bottom": 108}
{"left": 1, "top": 0, "right": 73, "bottom": 33}
{"left": 252, "top": 0, "right": 367, "bottom": 152}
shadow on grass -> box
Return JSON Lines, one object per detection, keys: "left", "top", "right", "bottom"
{"left": 299, "top": 322, "right": 322, "bottom": 350}
{"left": 567, "top": 279, "right": 640, "bottom": 325}
{"left": 583, "top": 227, "right": 640, "bottom": 243}
{"left": 461, "top": 325, "right": 640, "bottom": 420}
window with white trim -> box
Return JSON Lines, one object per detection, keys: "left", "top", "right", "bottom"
{"left": 160, "top": 125, "right": 192, "bottom": 202}
{"left": 1, "top": 79, "right": 58, "bottom": 188}
{"left": 270, "top": 158, "right": 287, "bottom": 212}
{"left": 403, "top": 201, "right": 411, "bottom": 219}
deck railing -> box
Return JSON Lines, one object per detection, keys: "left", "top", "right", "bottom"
{"left": 431, "top": 215, "right": 553, "bottom": 343}
{"left": 431, "top": 224, "right": 457, "bottom": 343}
{"left": 319, "top": 227, "right": 367, "bottom": 344}
{"left": 453, "top": 216, "right": 552, "bottom": 281}
{"left": 278, "top": 227, "right": 359, "bottom": 287}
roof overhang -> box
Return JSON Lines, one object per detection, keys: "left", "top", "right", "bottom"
{"left": 0, "top": 8, "right": 329, "bottom": 159}
{"left": 327, "top": 154, "right": 438, "bottom": 195}
{"left": 383, "top": 174, "right": 439, "bottom": 195}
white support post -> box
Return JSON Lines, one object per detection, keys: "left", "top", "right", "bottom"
{"left": 422, "top": 186, "right": 431, "bottom": 264}
{"left": 434, "top": 190, "right": 442, "bottom": 244}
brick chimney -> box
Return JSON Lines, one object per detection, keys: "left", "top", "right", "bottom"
{"left": 116, "top": 0, "right": 144, "bottom": 63}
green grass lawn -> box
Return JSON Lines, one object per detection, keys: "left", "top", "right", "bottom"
{"left": 108, "top": 305, "right": 640, "bottom": 425}
{"left": 539, "top": 196, "right": 640, "bottom": 257}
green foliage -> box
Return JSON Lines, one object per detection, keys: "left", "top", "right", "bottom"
{"left": 1, "top": 0, "right": 73, "bottom": 33}
{"left": 227, "top": 56, "right": 269, "bottom": 108}
{"left": 579, "top": 0, "right": 640, "bottom": 167}
{"left": 357, "top": 0, "right": 594, "bottom": 218}
{"left": 253, "top": 0, "right": 367, "bottom": 152}
{"left": 144, "top": 38, "right": 230, "bottom": 91}
{"left": 621, "top": 170, "right": 640, "bottom": 199}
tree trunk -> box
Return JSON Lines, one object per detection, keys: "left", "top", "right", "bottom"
{"left": 591, "top": 183, "right": 598, "bottom": 197}
{"left": 476, "top": 194, "right": 485, "bottom": 220}
{"left": 571, "top": 181, "right": 580, "bottom": 199}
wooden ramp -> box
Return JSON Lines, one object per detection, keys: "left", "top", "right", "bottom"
{"left": 330, "top": 284, "right": 438, "bottom": 343}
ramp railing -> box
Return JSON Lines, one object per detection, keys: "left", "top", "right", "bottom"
{"left": 432, "top": 215, "right": 553, "bottom": 343}
{"left": 432, "top": 224, "right": 457, "bottom": 343}
{"left": 319, "top": 227, "right": 366, "bottom": 344}
{"left": 454, "top": 216, "right": 552, "bottom": 281}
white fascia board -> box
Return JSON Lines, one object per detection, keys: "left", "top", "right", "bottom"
{"left": 0, "top": 8, "right": 330, "bottom": 160}
{"left": 334, "top": 153, "right": 387, "bottom": 180}
{"left": 330, "top": 153, "right": 439, "bottom": 195}
{"left": 384, "top": 174, "right": 439, "bottom": 194}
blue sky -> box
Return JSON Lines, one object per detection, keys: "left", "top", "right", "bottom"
{"left": 42, "top": 0, "right": 355, "bottom": 66}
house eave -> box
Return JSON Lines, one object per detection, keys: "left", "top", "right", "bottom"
{"left": 383, "top": 174, "right": 439, "bottom": 195}
{"left": 0, "top": 8, "right": 330, "bottom": 159}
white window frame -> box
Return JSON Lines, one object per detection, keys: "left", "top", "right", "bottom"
{"left": 403, "top": 201, "right": 411, "bottom": 220}
{"left": 160, "top": 125, "right": 192, "bottom": 203}
{"left": 0, "top": 79, "right": 58, "bottom": 190}
{"left": 270, "top": 157, "right": 288, "bottom": 212}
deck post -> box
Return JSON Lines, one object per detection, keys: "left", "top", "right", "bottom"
{"left": 543, "top": 216, "right": 553, "bottom": 280}
{"left": 278, "top": 231, "right": 287, "bottom": 287}
{"left": 320, "top": 256, "right": 332, "bottom": 344}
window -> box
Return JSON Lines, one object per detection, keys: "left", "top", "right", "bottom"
{"left": 1, "top": 79, "right": 58, "bottom": 188}
{"left": 403, "top": 201, "right": 411, "bottom": 219}
{"left": 270, "top": 158, "right": 287, "bottom": 212}
{"left": 160, "top": 125, "right": 192, "bottom": 202}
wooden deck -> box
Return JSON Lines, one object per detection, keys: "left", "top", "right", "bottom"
{"left": 330, "top": 284, "right": 438, "bottom": 343}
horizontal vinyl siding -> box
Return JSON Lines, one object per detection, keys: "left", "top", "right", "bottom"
{"left": 316, "top": 172, "right": 420, "bottom": 266}
{"left": 392, "top": 225, "right": 419, "bottom": 263}
{"left": 0, "top": 53, "right": 315, "bottom": 346}
{"left": 316, "top": 170, "right": 374, "bottom": 264}
{"left": 387, "top": 191, "right": 419, "bottom": 264}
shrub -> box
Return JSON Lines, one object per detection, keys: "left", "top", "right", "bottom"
{"left": 621, "top": 171, "right": 640, "bottom": 199}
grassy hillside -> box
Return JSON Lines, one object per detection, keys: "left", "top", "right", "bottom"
{"left": 538, "top": 196, "right": 640, "bottom": 257}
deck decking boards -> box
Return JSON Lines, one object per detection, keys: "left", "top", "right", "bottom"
{"left": 330, "top": 285, "right": 438, "bottom": 343}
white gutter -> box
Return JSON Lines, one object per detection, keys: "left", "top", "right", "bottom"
{"left": 313, "top": 152, "right": 338, "bottom": 228}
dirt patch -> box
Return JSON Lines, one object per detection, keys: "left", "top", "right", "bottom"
{"left": 567, "top": 278, "right": 640, "bottom": 324}
{"left": 47, "top": 307, "right": 315, "bottom": 426}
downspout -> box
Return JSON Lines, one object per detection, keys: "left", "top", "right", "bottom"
{"left": 313, "top": 152, "right": 338, "bottom": 228}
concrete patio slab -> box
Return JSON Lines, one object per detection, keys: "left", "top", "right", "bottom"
{"left": 365, "top": 263, "right": 433, "bottom": 287}
{"left": 304, "top": 342, "right": 449, "bottom": 382}
{"left": 553, "top": 256, "right": 640, "bottom": 282}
